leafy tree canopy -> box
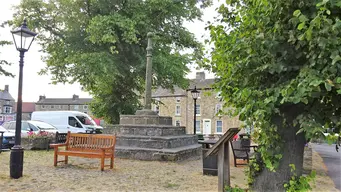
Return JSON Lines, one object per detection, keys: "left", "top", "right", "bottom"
{"left": 11, "top": 0, "right": 211, "bottom": 123}
{"left": 0, "top": 40, "right": 14, "bottom": 77}
{"left": 208, "top": 0, "right": 341, "bottom": 190}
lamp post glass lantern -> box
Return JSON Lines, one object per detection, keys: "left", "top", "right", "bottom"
{"left": 191, "top": 86, "right": 200, "bottom": 135}
{"left": 10, "top": 19, "right": 37, "bottom": 179}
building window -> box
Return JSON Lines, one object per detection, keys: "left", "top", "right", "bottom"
{"left": 176, "top": 97, "right": 181, "bottom": 103}
{"left": 6, "top": 100, "right": 10, "bottom": 105}
{"left": 56, "top": 105, "right": 61, "bottom": 109}
{"left": 195, "top": 104, "right": 201, "bottom": 116}
{"left": 41, "top": 105, "right": 45, "bottom": 109}
{"left": 74, "top": 105, "right": 79, "bottom": 110}
{"left": 83, "top": 105, "right": 88, "bottom": 110}
{"left": 216, "top": 120, "right": 223, "bottom": 133}
{"left": 175, "top": 120, "right": 180, "bottom": 126}
{"left": 0, "top": 115, "right": 3, "bottom": 121}
{"left": 175, "top": 105, "right": 181, "bottom": 116}
{"left": 50, "top": 105, "right": 54, "bottom": 109}
{"left": 4, "top": 106, "right": 12, "bottom": 114}
{"left": 215, "top": 104, "right": 222, "bottom": 115}
{"left": 195, "top": 120, "right": 201, "bottom": 133}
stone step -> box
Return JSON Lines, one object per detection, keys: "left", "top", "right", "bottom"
{"left": 119, "top": 125, "right": 186, "bottom": 136}
{"left": 115, "top": 144, "right": 202, "bottom": 161}
{"left": 120, "top": 115, "right": 173, "bottom": 126}
{"left": 116, "top": 135, "right": 198, "bottom": 149}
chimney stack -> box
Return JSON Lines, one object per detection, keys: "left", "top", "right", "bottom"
{"left": 196, "top": 72, "right": 205, "bottom": 80}
{"left": 39, "top": 95, "right": 46, "bottom": 101}
{"left": 4, "top": 85, "right": 9, "bottom": 92}
{"left": 72, "top": 94, "right": 79, "bottom": 100}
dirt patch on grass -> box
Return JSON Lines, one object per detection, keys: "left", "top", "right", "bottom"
{"left": 0, "top": 150, "right": 247, "bottom": 192}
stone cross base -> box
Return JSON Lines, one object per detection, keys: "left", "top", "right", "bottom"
{"left": 113, "top": 113, "right": 201, "bottom": 161}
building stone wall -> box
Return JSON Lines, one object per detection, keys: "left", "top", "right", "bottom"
{"left": 152, "top": 88, "right": 242, "bottom": 136}
{"left": 35, "top": 104, "right": 92, "bottom": 115}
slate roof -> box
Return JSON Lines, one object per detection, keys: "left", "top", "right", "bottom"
{"left": 152, "top": 78, "right": 216, "bottom": 98}
{"left": 0, "top": 90, "right": 15, "bottom": 101}
{"left": 36, "top": 98, "right": 92, "bottom": 105}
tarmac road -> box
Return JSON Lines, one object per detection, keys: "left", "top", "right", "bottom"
{"left": 313, "top": 143, "right": 341, "bottom": 191}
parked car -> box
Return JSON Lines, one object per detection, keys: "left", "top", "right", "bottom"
{"left": 1, "top": 120, "right": 58, "bottom": 137}
{"left": 0, "top": 126, "right": 15, "bottom": 149}
{"left": 31, "top": 111, "right": 103, "bottom": 133}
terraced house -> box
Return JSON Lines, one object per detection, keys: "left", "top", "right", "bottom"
{"left": 152, "top": 72, "right": 241, "bottom": 136}
{"left": 35, "top": 94, "right": 93, "bottom": 115}
{"left": 0, "top": 85, "right": 16, "bottom": 124}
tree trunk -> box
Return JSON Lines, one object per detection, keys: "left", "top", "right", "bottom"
{"left": 251, "top": 104, "right": 306, "bottom": 192}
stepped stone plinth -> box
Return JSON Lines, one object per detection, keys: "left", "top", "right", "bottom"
{"left": 115, "top": 115, "right": 201, "bottom": 161}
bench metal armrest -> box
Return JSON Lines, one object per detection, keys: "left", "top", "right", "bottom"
{"left": 233, "top": 149, "right": 248, "bottom": 152}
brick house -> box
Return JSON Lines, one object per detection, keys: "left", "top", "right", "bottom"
{"left": 0, "top": 85, "right": 16, "bottom": 124}
{"left": 35, "top": 94, "right": 93, "bottom": 115}
{"left": 14, "top": 102, "right": 36, "bottom": 120}
{"left": 152, "top": 72, "right": 241, "bottom": 136}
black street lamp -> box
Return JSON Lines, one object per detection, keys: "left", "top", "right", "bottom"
{"left": 10, "top": 19, "right": 37, "bottom": 179}
{"left": 191, "top": 86, "right": 200, "bottom": 135}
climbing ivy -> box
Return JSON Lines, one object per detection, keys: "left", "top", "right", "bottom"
{"left": 284, "top": 164, "right": 316, "bottom": 192}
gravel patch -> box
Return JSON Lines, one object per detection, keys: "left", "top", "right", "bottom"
{"left": 0, "top": 150, "right": 246, "bottom": 192}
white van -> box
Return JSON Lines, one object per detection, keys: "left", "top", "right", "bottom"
{"left": 31, "top": 111, "right": 103, "bottom": 133}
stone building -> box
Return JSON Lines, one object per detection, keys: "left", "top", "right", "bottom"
{"left": 152, "top": 72, "right": 241, "bottom": 136}
{"left": 0, "top": 85, "right": 16, "bottom": 124}
{"left": 35, "top": 94, "right": 93, "bottom": 115}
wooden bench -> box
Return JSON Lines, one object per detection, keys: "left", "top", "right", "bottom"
{"left": 50, "top": 132, "right": 116, "bottom": 171}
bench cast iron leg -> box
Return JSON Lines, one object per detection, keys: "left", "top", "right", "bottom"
{"left": 65, "top": 156, "right": 68, "bottom": 164}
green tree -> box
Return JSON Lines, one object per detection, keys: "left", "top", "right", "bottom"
{"left": 0, "top": 40, "right": 14, "bottom": 77}
{"left": 11, "top": 0, "right": 210, "bottom": 123}
{"left": 208, "top": 0, "right": 341, "bottom": 191}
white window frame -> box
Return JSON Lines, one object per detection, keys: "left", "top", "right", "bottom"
{"left": 195, "top": 120, "right": 201, "bottom": 133}
{"left": 215, "top": 104, "right": 222, "bottom": 116}
{"left": 175, "top": 120, "right": 180, "bottom": 126}
{"left": 215, "top": 120, "right": 223, "bottom": 134}
{"left": 50, "top": 105, "right": 55, "bottom": 109}
{"left": 195, "top": 104, "right": 201, "bottom": 116}
{"left": 175, "top": 105, "right": 181, "bottom": 116}
{"left": 0, "top": 115, "right": 3, "bottom": 121}
{"left": 41, "top": 105, "right": 45, "bottom": 109}
{"left": 74, "top": 105, "right": 79, "bottom": 110}
{"left": 4, "top": 106, "right": 12, "bottom": 114}
{"left": 83, "top": 105, "right": 88, "bottom": 110}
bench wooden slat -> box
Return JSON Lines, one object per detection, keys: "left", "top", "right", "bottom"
{"left": 50, "top": 131, "right": 116, "bottom": 171}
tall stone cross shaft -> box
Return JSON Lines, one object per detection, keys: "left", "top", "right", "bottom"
{"left": 144, "top": 32, "right": 154, "bottom": 110}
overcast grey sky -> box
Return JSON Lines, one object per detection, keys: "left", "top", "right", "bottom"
{"left": 0, "top": 0, "right": 219, "bottom": 102}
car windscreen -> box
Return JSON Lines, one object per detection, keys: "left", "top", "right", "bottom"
{"left": 30, "top": 121, "right": 56, "bottom": 130}
{"left": 76, "top": 116, "right": 96, "bottom": 126}
{"left": 0, "top": 126, "right": 8, "bottom": 132}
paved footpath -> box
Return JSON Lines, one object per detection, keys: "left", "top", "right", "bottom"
{"left": 313, "top": 143, "right": 341, "bottom": 191}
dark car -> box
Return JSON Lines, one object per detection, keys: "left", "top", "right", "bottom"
{"left": 0, "top": 126, "right": 15, "bottom": 149}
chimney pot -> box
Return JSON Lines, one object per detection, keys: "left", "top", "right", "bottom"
{"left": 196, "top": 72, "right": 205, "bottom": 80}
{"left": 4, "top": 85, "right": 9, "bottom": 92}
